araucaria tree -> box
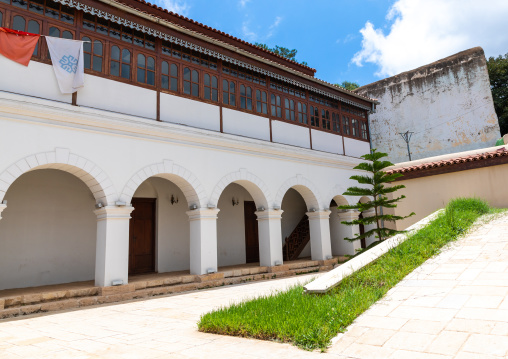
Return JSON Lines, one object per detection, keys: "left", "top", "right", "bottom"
{"left": 338, "top": 149, "right": 414, "bottom": 243}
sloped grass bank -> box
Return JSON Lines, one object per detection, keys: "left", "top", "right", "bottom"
{"left": 198, "top": 198, "right": 500, "bottom": 351}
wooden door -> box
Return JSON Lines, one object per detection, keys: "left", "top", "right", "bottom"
{"left": 244, "top": 201, "right": 260, "bottom": 263}
{"left": 129, "top": 198, "right": 156, "bottom": 275}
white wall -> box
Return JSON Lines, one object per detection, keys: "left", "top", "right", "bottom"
{"left": 311, "top": 130, "right": 343, "bottom": 154}
{"left": 133, "top": 177, "right": 190, "bottom": 273}
{"left": 271, "top": 120, "right": 311, "bottom": 149}
{"left": 0, "top": 56, "right": 71, "bottom": 103}
{"left": 0, "top": 169, "right": 96, "bottom": 290}
{"left": 222, "top": 108, "right": 270, "bottom": 141}
{"left": 160, "top": 92, "right": 220, "bottom": 131}
{"left": 216, "top": 184, "right": 253, "bottom": 267}
{"left": 77, "top": 75, "right": 157, "bottom": 119}
{"left": 357, "top": 47, "right": 501, "bottom": 164}
{"left": 344, "top": 137, "right": 370, "bottom": 158}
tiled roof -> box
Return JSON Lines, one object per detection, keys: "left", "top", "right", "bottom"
{"left": 386, "top": 147, "right": 508, "bottom": 175}
{"left": 127, "top": 0, "right": 316, "bottom": 73}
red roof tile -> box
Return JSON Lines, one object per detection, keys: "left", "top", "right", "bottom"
{"left": 386, "top": 147, "right": 508, "bottom": 175}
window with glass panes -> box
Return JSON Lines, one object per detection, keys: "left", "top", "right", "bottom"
{"left": 321, "top": 109, "right": 330, "bottom": 130}
{"left": 183, "top": 67, "right": 199, "bottom": 97}
{"left": 342, "top": 115, "right": 350, "bottom": 135}
{"left": 360, "top": 121, "right": 368, "bottom": 139}
{"left": 351, "top": 118, "right": 358, "bottom": 137}
{"left": 222, "top": 80, "right": 236, "bottom": 106}
{"left": 82, "top": 36, "right": 103, "bottom": 73}
{"left": 310, "top": 106, "right": 320, "bottom": 127}
{"left": 297, "top": 102, "right": 307, "bottom": 124}
{"left": 240, "top": 85, "right": 252, "bottom": 110}
{"left": 256, "top": 90, "right": 267, "bottom": 114}
{"left": 204, "top": 73, "right": 218, "bottom": 101}
{"left": 110, "top": 45, "right": 131, "bottom": 79}
{"left": 10, "top": 14, "right": 40, "bottom": 56}
{"left": 136, "top": 53, "right": 155, "bottom": 85}
{"left": 3, "top": 0, "right": 75, "bottom": 24}
{"left": 160, "top": 62, "right": 178, "bottom": 92}
{"left": 285, "top": 98, "right": 295, "bottom": 121}
{"left": 332, "top": 113, "right": 340, "bottom": 133}
{"left": 271, "top": 94, "right": 281, "bottom": 117}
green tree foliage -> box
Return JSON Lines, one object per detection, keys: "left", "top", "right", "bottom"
{"left": 336, "top": 81, "right": 360, "bottom": 91}
{"left": 487, "top": 53, "right": 508, "bottom": 135}
{"left": 338, "top": 149, "right": 414, "bottom": 242}
{"left": 254, "top": 43, "right": 308, "bottom": 66}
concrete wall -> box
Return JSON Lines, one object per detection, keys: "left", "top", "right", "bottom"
{"left": 160, "top": 92, "right": 220, "bottom": 131}
{"left": 387, "top": 162, "right": 508, "bottom": 231}
{"left": 222, "top": 108, "right": 270, "bottom": 141}
{"left": 311, "top": 130, "right": 343, "bottom": 155}
{"left": 357, "top": 47, "right": 501, "bottom": 164}
{"left": 0, "top": 169, "right": 96, "bottom": 290}
{"left": 272, "top": 120, "right": 311, "bottom": 149}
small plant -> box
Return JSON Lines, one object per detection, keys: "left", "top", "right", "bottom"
{"left": 339, "top": 149, "right": 414, "bottom": 243}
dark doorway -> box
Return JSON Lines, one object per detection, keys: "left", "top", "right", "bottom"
{"left": 359, "top": 212, "right": 366, "bottom": 249}
{"left": 244, "top": 201, "right": 260, "bottom": 263}
{"left": 129, "top": 198, "right": 156, "bottom": 275}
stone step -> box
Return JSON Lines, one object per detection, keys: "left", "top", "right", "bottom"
{"left": 0, "top": 258, "right": 344, "bottom": 320}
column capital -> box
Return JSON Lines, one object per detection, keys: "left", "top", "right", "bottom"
{"left": 306, "top": 210, "right": 331, "bottom": 220}
{"left": 255, "top": 209, "right": 284, "bottom": 220}
{"left": 337, "top": 209, "right": 360, "bottom": 220}
{"left": 186, "top": 208, "right": 220, "bottom": 221}
{"left": 94, "top": 206, "right": 134, "bottom": 221}
{"left": 0, "top": 203, "right": 6, "bottom": 220}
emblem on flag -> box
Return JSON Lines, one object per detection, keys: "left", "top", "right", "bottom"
{"left": 59, "top": 55, "right": 78, "bottom": 74}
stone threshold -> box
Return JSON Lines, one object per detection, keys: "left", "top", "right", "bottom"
{"left": 0, "top": 257, "right": 342, "bottom": 320}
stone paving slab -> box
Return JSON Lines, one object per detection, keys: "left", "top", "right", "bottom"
{"left": 0, "top": 213, "right": 507, "bottom": 358}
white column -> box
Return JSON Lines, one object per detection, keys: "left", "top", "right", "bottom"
{"left": 0, "top": 203, "right": 6, "bottom": 220}
{"left": 186, "top": 208, "right": 220, "bottom": 275}
{"left": 306, "top": 210, "right": 332, "bottom": 261}
{"left": 337, "top": 210, "right": 362, "bottom": 255}
{"left": 94, "top": 206, "right": 134, "bottom": 287}
{"left": 255, "top": 209, "right": 283, "bottom": 267}
{"left": 362, "top": 208, "right": 377, "bottom": 247}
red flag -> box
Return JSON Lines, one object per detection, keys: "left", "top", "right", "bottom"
{"left": 0, "top": 27, "right": 40, "bottom": 66}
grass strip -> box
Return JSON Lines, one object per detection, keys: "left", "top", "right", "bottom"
{"left": 198, "top": 198, "right": 502, "bottom": 351}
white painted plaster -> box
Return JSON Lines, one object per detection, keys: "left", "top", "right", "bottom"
{"left": 222, "top": 108, "right": 270, "bottom": 141}
{"left": 0, "top": 57, "right": 71, "bottom": 103}
{"left": 133, "top": 178, "right": 190, "bottom": 273}
{"left": 216, "top": 184, "right": 253, "bottom": 266}
{"left": 358, "top": 48, "right": 501, "bottom": 164}
{"left": 0, "top": 170, "right": 96, "bottom": 290}
{"left": 344, "top": 137, "right": 370, "bottom": 158}
{"left": 160, "top": 92, "right": 220, "bottom": 131}
{"left": 311, "top": 130, "right": 343, "bottom": 154}
{"left": 271, "top": 120, "right": 310, "bottom": 149}
{"left": 77, "top": 75, "right": 157, "bottom": 119}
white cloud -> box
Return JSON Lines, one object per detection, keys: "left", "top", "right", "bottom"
{"left": 241, "top": 21, "right": 258, "bottom": 42}
{"left": 156, "top": 0, "right": 190, "bottom": 16}
{"left": 266, "top": 16, "right": 282, "bottom": 38}
{"left": 353, "top": 0, "right": 508, "bottom": 77}
{"left": 239, "top": 0, "right": 250, "bottom": 7}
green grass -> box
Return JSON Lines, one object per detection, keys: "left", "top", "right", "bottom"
{"left": 198, "top": 198, "right": 500, "bottom": 351}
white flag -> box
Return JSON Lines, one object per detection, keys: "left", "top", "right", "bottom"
{"left": 46, "top": 37, "right": 84, "bottom": 94}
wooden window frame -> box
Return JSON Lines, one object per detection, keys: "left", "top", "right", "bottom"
{"left": 204, "top": 72, "right": 218, "bottom": 102}
{"left": 240, "top": 84, "right": 253, "bottom": 111}
{"left": 82, "top": 35, "right": 104, "bottom": 74}
{"left": 255, "top": 89, "right": 268, "bottom": 115}
{"left": 222, "top": 78, "right": 237, "bottom": 107}
{"left": 136, "top": 51, "right": 156, "bottom": 86}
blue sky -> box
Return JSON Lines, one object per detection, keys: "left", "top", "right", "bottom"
{"left": 153, "top": 0, "right": 508, "bottom": 87}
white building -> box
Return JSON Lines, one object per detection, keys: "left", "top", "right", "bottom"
{"left": 0, "top": 0, "right": 378, "bottom": 291}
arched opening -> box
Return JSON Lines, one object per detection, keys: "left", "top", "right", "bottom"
{"left": 216, "top": 182, "right": 262, "bottom": 266}
{"left": 128, "top": 177, "right": 190, "bottom": 276}
{"left": 280, "top": 188, "right": 312, "bottom": 261}
{"left": 328, "top": 195, "right": 357, "bottom": 256}
{"left": 0, "top": 169, "right": 96, "bottom": 290}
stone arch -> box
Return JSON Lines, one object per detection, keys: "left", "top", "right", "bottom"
{"left": 209, "top": 169, "right": 270, "bottom": 208}
{"left": 327, "top": 185, "right": 351, "bottom": 207}
{"left": 0, "top": 148, "right": 116, "bottom": 205}
{"left": 274, "top": 175, "right": 321, "bottom": 210}
{"left": 119, "top": 160, "right": 206, "bottom": 208}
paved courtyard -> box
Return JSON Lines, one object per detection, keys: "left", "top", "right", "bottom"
{"left": 0, "top": 213, "right": 507, "bottom": 359}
